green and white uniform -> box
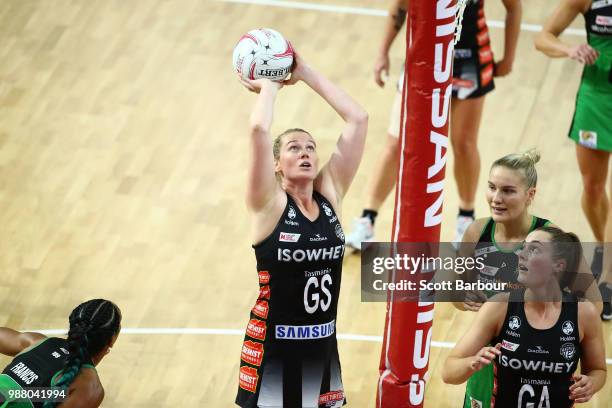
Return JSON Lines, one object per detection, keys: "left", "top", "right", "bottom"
{"left": 569, "top": 0, "right": 612, "bottom": 151}
{"left": 0, "top": 338, "right": 94, "bottom": 408}
{"left": 463, "top": 216, "right": 550, "bottom": 408}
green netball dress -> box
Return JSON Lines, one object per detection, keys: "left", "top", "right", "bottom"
{"left": 0, "top": 338, "right": 94, "bottom": 408}
{"left": 569, "top": 0, "right": 612, "bottom": 151}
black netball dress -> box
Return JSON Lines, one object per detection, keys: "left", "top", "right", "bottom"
{"left": 236, "top": 191, "right": 346, "bottom": 408}
{"left": 464, "top": 216, "right": 549, "bottom": 407}
{"left": 492, "top": 289, "right": 580, "bottom": 408}
{"left": 453, "top": 0, "right": 496, "bottom": 99}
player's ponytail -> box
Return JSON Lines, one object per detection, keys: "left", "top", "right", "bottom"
{"left": 43, "top": 299, "right": 121, "bottom": 408}
{"left": 536, "top": 226, "right": 582, "bottom": 290}
{"left": 492, "top": 149, "right": 541, "bottom": 188}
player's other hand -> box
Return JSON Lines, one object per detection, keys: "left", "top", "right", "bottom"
{"left": 374, "top": 53, "right": 390, "bottom": 87}
{"left": 569, "top": 373, "right": 594, "bottom": 403}
{"left": 494, "top": 58, "right": 513, "bottom": 77}
{"left": 470, "top": 343, "right": 502, "bottom": 371}
{"left": 568, "top": 44, "right": 599, "bottom": 65}
{"left": 284, "top": 50, "right": 310, "bottom": 86}
{"left": 239, "top": 77, "right": 283, "bottom": 94}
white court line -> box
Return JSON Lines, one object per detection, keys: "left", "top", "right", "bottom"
{"left": 27, "top": 328, "right": 612, "bottom": 365}
{"left": 220, "top": 0, "right": 586, "bottom": 37}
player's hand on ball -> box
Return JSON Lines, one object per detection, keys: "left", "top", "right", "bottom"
{"left": 568, "top": 44, "right": 599, "bottom": 65}
{"left": 470, "top": 343, "right": 501, "bottom": 371}
{"left": 239, "top": 77, "right": 283, "bottom": 94}
{"left": 569, "top": 374, "right": 594, "bottom": 402}
{"left": 493, "top": 58, "right": 512, "bottom": 77}
{"left": 374, "top": 53, "right": 390, "bottom": 87}
{"left": 283, "top": 52, "right": 308, "bottom": 86}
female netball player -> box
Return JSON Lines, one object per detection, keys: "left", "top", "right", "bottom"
{"left": 453, "top": 150, "right": 602, "bottom": 406}
{"left": 344, "top": 0, "right": 407, "bottom": 250}
{"left": 535, "top": 0, "right": 612, "bottom": 321}
{"left": 450, "top": 0, "right": 522, "bottom": 246}
{"left": 235, "top": 51, "right": 367, "bottom": 408}
{"left": 345, "top": 0, "right": 523, "bottom": 250}
{"left": 454, "top": 150, "right": 550, "bottom": 407}
{"left": 455, "top": 150, "right": 549, "bottom": 309}
{"left": 0, "top": 299, "right": 121, "bottom": 407}
{"left": 443, "top": 226, "right": 607, "bottom": 406}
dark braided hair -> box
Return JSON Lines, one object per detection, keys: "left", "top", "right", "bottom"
{"left": 43, "top": 299, "right": 121, "bottom": 408}
{"left": 535, "top": 226, "right": 582, "bottom": 290}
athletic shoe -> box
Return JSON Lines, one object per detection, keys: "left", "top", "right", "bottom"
{"left": 591, "top": 246, "right": 603, "bottom": 281}
{"left": 345, "top": 216, "right": 374, "bottom": 251}
{"left": 452, "top": 215, "right": 475, "bottom": 250}
{"left": 599, "top": 283, "right": 612, "bottom": 321}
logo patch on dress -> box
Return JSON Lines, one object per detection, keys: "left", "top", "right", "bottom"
{"left": 454, "top": 49, "right": 473, "bottom": 59}
{"left": 258, "top": 271, "right": 270, "bottom": 285}
{"left": 527, "top": 345, "right": 549, "bottom": 354}
{"left": 596, "top": 15, "right": 612, "bottom": 25}
{"left": 335, "top": 224, "right": 345, "bottom": 241}
{"left": 251, "top": 300, "right": 269, "bottom": 319}
{"left": 452, "top": 78, "right": 476, "bottom": 89}
{"left": 258, "top": 285, "right": 270, "bottom": 300}
{"left": 579, "top": 130, "right": 598, "bottom": 149}
{"left": 469, "top": 398, "right": 483, "bottom": 408}
{"left": 501, "top": 340, "right": 519, "bottom": 352}
{"left": 279, "top": 232, "right": 300, "bottom": 242}
{"left": 246, "top": 318, "right": 267, "bottom": 341}
{"left": 508, "top": 316, "right": 521, "bottom": 330}
{"left": 239, "top": 366, "right": 259, "bottom": 393}
{"left": 241, "top": 341, "right": 264, "bottom": 366}
{"left": 479, "top": 265, "right": 499, "bottom": 277}
{"left": 309, "top": 234, "right": 327, "bottom": 242}
{"left": 560, "top": 343, "right": 576, "bottom": 360}
{"left": 592, "top": 0, "right": 612, "bottom": 9}
{"left": 275, "top": 320, "right": 336, "bottom": 340}
{"left": 322, "top": 202, "right": 333, "bottom": 217}
{"left": 562, "top": 320, "right": 574, "bottom": 335}
{"left": 319, "top": 390, "right": 345, "bottom": 406}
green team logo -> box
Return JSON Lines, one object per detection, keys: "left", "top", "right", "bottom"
{"left": 469, "top": 397, "right": 483, "bottom": 408}
{"left": 579, "top": 130, "right": 598, "bottom": 149}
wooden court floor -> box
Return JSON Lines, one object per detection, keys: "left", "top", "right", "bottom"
{"left": 0, "top": 0, "right": 609, "bottom": 406}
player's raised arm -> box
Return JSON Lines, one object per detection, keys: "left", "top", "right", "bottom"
{"left": 375, "top": 0, "right": 409, "bottom": 87}
{"left": 285, "top": 54, "right": 368, "bottom": 208}
{"left": 239, "top": 78, "right": 285, "bottom": 212}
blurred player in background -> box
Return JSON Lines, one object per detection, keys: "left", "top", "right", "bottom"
{"left": 535, "top": 0, "right": 612, "bottom": 320}
{"left": 346, "top": 0, "right": 522, "bottom": 250}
